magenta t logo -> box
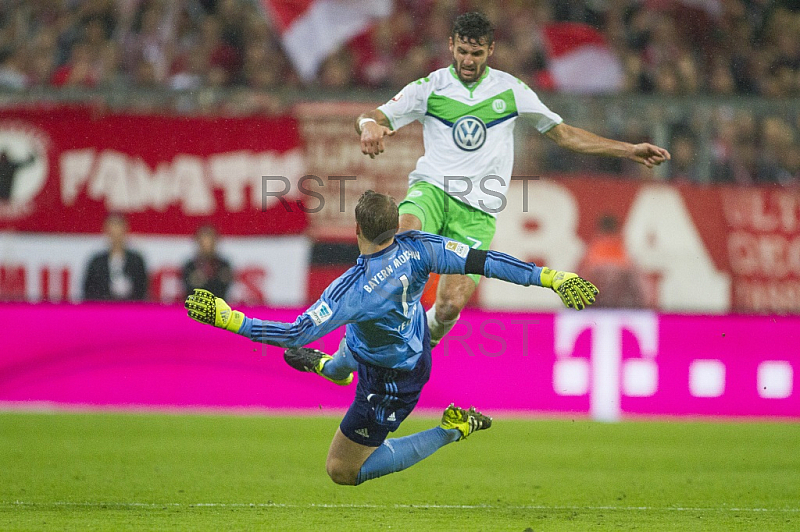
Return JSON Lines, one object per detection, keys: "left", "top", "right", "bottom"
{"left": 554, "top": 312, "right": 659, "bottom": 421}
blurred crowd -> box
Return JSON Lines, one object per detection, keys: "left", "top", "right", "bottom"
{"left": 353, "top": 0, "right": 800, "bottom": 98}
{"left": 1, "top": 0, "right": 798, "bottom": 96}
{"left": 0, "top": 0, "right": 798, "bottom": 184}
{"left": 0, "top": 0, "right": 277, "bottom": 92}
{"left": 520, "top": 101, "right": 800, "bottom": 185}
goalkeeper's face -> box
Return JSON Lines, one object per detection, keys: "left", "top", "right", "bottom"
{"left": 449, "top": 34, "right": 494, "bottom": 83}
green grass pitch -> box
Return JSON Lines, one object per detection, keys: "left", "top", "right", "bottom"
{"left": 1, "top": 411, "right": 798, "bottom": 531}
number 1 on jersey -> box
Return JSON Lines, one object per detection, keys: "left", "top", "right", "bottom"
{"left": 399, "top": 274, "right": 410, "bottom": 316}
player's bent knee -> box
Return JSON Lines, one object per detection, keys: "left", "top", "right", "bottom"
{"left": 326, "top": 460, "right": 359, "bottom": 486}
{"left": 435, "top": 298, "right": 464, "bottom": 322}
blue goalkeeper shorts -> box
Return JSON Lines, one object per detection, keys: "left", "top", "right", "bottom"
{"left": 339, "top": 324, "right": 432, "bottom": 447}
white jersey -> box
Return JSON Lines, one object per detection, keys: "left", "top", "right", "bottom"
{"left": 378, "top": 65, "right": 563, "bottom": 217}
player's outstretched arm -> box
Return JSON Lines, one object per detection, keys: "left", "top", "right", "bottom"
{"left": 185, "top": 289, "right": 357, "bottom": 348}
{"left": 474, "top": 251, "right": 598, "bottom": 310}
{"left": 356, "top": 109, "right": 395, "bottom": 159}
{"left": 545, "top": 123, "right": 670, "bottom": 168}
{"left": 419, "top": 234, "right": 598, "bottom": 310}
{"left": 185, "top": 288, "right": 245, "bottom": 333}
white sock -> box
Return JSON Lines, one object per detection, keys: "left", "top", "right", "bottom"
{"left": 426, "top": 305, "right": 459, "bottom": 347}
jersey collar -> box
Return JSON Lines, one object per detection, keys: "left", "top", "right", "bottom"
{"left": 357, "top": 240, "right": 398, "bottom": 263}
{"left": 449, "top": 64, "right": 491, "bottom": 97}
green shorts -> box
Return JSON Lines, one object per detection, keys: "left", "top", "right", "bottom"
{"left": 398, "top": 181, "right": 497, "bottom": 284}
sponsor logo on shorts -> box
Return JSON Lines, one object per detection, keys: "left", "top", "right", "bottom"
{"left": 354, "top": 428, "right": 370, "bottom": 439}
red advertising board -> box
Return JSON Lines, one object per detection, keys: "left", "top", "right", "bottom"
{"left": 0, "top": 106, "right": 307, "bottom": 235}
{"left": 485, "top": 178, "right": 800, "bottom": 313}
{"left": 2, "top": 104, "right": 800, "bottom": 312}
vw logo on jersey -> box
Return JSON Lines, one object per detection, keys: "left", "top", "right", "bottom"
{"left": 452, "top": 115, "right": 487, "bottom": 152}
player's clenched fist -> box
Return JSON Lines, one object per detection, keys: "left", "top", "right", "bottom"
{"left": 359, "top": 119, "right": 395, "bottom": 159}
{"left": 539, "top": 268, "right": 598, "bottom": 310}
{"left": 629, "top": 142, "right": 671, "bottom": 168}
{"left": 185, "top": 288, "right": 244, "bottom": 332}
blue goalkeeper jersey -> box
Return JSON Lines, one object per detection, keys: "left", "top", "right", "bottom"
{"left": 238, "top": 231, "right": 543, "bottom": 370}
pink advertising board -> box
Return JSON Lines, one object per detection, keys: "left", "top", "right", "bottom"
{"left": 1, "top": 304, "right": 797, "bottom": 419}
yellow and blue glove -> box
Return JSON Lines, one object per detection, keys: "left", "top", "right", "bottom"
{"left": 540, "top": 268, "right": 598, "bottom": 310}
{"left": 184, "top": 288, "right": 245, "bottom": 333}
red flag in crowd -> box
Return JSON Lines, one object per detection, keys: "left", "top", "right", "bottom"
{"left": 262, "top": 0, "right": 392, "bottom": 82}
{"left": 541, "top": 22, "right": 624, "bottom": 94}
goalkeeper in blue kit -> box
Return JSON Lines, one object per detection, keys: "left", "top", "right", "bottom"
{"left": 185, "top": 191, "right": 597, "bottom": 485}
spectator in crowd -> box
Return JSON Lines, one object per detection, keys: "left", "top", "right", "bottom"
{"left": 710, "top": 110, "right": 754, "bottom": 185}
{"left": 132, "top": 56, "right": 159, "bottom": 88}
{"left": 168, "top": 47, "right": 207, "bottom": 90}
{"left": 578, "top": 213, "right": 649, "bottom": 308}
{"left": 667, "top": 125, "right": 702, "bottom": 183}
{"left": 758, "top": 5, "right": 800, "bottom": 97}
{"left": 0, "top": 47, "right": 27, "bottom": 89}
{"left": 353, "top": 18, "right": 398, "bottom": 89}
{"left": 755, "top": 116, "right": 799, "bottom": 185}
{"left": 198, "top": 14, "right": 241, "bottom": 87}
{"left": 182, "top": 224, "right": 233, "bottom": 299}
{"left": 120, "top": 4, "right": 171, "bottom": 85}
{"left": 83, "top": 213, "right": 148, "bottom": 301}
{"left": 50, "top": 41, "right": 99, "bottom": 87}
{"left": 708, "top": 57, "right": 736, "bottom": 95}
{"left": 318, "top": 48, "right": 355, "bottom": 90}
{"left": 27, "top": 28, "right": 59, "bottom": 87}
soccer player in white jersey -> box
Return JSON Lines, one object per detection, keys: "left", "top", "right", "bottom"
{"left": 356, "top": 12, "right": 671, "bottom": 347}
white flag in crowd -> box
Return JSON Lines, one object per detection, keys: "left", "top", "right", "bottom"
{"left": 262, "top": 0, "right": 392, "bottom": 82}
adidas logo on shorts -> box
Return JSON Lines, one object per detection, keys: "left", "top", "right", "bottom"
{"left": 354, "top": 428, "right": 370, "bottom": 439}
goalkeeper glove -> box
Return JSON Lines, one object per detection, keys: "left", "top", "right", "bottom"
{"left": 184, "top": 288, "right": 245, "bottom": 333}
{"left": 540, "top": 268, "right": 598, "bottom": 310}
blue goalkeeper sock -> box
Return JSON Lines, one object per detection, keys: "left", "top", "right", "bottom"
{"left": 355, "top": 427, "right": 461, "bottom": 485}
{"left": 320, "top": 339, "right": 358, "bottom": 381}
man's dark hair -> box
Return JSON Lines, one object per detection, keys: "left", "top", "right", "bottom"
{"left": 355, "top": 190, "right": 398, "bottom": 245}
{"left": 452, "top": 11, "right": 494, "bottom": 46}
